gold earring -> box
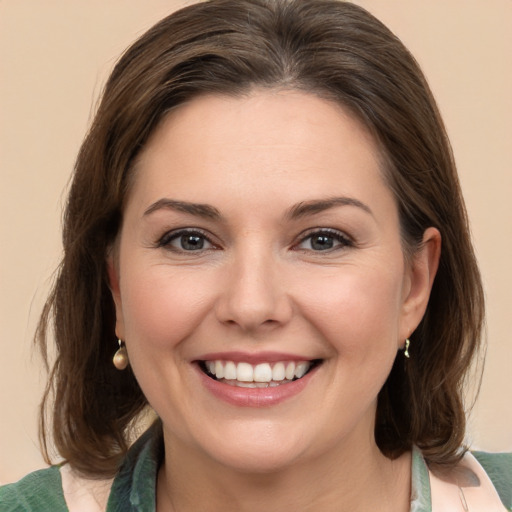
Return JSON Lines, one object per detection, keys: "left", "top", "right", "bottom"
{"left": 113, "top": 339, "right": 129, "bottom": 370}
{"left": 404, "top": 338, "right": 410, "bottom": 359}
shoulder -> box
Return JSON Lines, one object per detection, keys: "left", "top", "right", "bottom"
{"left": 473, "top": 450, "right": 512, "bottom": 508}
{"left": 0, "top": 422, "right": 162, "bottom": 512}
{"left": 427, "top": 449, "right": 512, "bottom": 511}
{"left": 0, "top": 466, "right": 68, "bottom": 511}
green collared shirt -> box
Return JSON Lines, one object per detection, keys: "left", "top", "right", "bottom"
{"left": 1, "top": 424, "right": 511, "bottom": 511}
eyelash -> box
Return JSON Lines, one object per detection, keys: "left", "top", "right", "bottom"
{"left": 156, "top": 227, "right": 353, "bottom": 254}
{"left": 293, "top": 228, "right": 353, "bottom": 253}
{"left": 157, "top": 229, "right": 218, "bottom": 253}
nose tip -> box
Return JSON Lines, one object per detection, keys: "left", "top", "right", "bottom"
{"left": 221, "top": 296, "right": 288, "bottom": 332}
{"left": 214, "top": 261, "right": 292, "bottom": 333}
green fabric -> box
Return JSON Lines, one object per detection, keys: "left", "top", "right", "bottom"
{"left": 1, "top": 425, "right": 511, "bottom": 511}
{"left": 0, "top": 426, "right": 162, "bottom": 512}
{"left": 473, "top": 450, "right": 512, "bottom": 510}
{"left": 0, "top": 465, "right": 66, "bottom": 512}
{"left": 410, "top": 446, "right": 432, "bottom": 512}
{"left": 106, "top": 422, "right": 162, "bottom": 511}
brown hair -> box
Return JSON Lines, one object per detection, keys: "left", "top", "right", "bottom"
{"left": 38, "top": 0, "right": 484, "bottom": 477}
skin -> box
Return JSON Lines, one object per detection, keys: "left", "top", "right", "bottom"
{"left": 109, "top": 90, "right": 440, "bottom": 511}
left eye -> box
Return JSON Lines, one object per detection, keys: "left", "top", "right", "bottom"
{"left": 297, "top": 230, "right": 351, "bottom": 251}
{"left": 159, "top": 230, "right": 214, "bottom": 252}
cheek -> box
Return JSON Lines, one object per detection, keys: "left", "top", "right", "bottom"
{"left": 119, "top": 266, "right": 217, "bottom": 351}
{"left": 296, "top": 263, "right": 405, "bottom": 355}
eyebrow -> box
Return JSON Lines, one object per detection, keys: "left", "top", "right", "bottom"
{"left": 286, "top": 197, "right": 373, "bottom": 220}
{"left": 143, "top": 198, "right": 222, "bottom": 220}
{"left": 143, "top": 196, "right": 373, "bottom": 221}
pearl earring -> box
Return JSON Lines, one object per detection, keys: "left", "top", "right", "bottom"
{"left": 113, "top": 339, "right": 129, "bottom": 370}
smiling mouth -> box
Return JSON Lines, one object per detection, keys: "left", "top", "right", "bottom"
{"left": 199, "top": 359, "right": 322, "bottom": 388}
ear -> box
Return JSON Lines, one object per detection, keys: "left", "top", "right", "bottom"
{"left": 107, "top": 251, "right": 125, "bottom": 340}
{"left": 399, "top": 227, "right": 441, "bottom": 342}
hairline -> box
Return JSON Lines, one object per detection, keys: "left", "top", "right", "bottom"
{"left": 118, "top": 85, "right": 417, "bottom": 262}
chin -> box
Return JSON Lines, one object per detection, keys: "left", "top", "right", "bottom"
{"left": 190, "top": 420, "right": 310, "bottom": 474}
{"left": 209, "top": 442, "right": 304, "bottom": 475}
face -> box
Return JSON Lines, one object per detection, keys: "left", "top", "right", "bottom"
{"left": 110, "top": 90, "right": 437, "bottom": 473}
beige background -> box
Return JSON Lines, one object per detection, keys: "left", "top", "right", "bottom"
{"left": 1, "top": 0, "right": 511, "bottom": 484}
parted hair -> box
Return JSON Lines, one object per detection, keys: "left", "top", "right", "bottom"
{"left": 37, "top": 0, "right": 484, "bottom": 477}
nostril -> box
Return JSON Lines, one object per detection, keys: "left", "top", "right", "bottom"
{"left": 214, "top": 269, "right": 293, "bottom": 330}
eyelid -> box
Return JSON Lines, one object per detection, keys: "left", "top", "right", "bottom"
{"left": 154, "top": 226, "right": 353, "bottom": 252}
{"left": 292, "top": 227, "right": 354, "bottom": 251}
{"left": 157, "top": 227, "right": 219, "bottom": 251}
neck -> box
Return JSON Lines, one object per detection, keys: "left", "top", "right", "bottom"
{"left": 156, "top": 429, "right": 411, "bottom": 512}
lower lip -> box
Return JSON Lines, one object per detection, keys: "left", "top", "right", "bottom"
{"left": 196, "top": 365, "right": 318, "bottom": 407}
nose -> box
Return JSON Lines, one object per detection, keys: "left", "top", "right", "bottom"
{"left": 214, "top": 247, "right": 293, "bottom": 333}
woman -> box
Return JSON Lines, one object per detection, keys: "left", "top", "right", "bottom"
{"left": 1, "top": 0, "right": 511, "bottom": 510}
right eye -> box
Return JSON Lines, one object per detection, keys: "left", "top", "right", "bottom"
{"left": 158, "top": 229, "right": 215, "bottom": 252}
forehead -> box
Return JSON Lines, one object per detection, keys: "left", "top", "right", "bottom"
{"left": 127, "top": 89, "right": 391, "bottom": 213}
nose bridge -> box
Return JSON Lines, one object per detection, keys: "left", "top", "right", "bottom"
{"left": 216, "top": 237, "right": 291, "bottom": 331}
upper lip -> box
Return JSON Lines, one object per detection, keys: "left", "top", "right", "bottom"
{"left": 195, "top": 351, "right": 318, "bottom": 364}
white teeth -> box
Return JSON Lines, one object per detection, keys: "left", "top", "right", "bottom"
{"left": 224, "top": 361, "right": 237, "bottom": 380}
{"left": 253, "top": 363, "right": 272, "bottom": 382}
{"left": 220, "top": 378, "right": 294, "bottom": 388}
{"left": 285, "top": 362, "right": 295, "bottom": 380}
{"left": 236, "top": 362, "right": 254, "bottom": 382}
{"left": 294, "top": 362, "right": 309, "bottom": 379}
{"left": 204, "top": 359, "right": 315, "bottom": 383}
{"left": 214, "top": 360, "right": 224, "bottom": 379}
{"left": 272, "top": 362, "right": 285, "bottom": 381}
{"left": 236, "top": 381, "right": 258, "bottom": 388}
